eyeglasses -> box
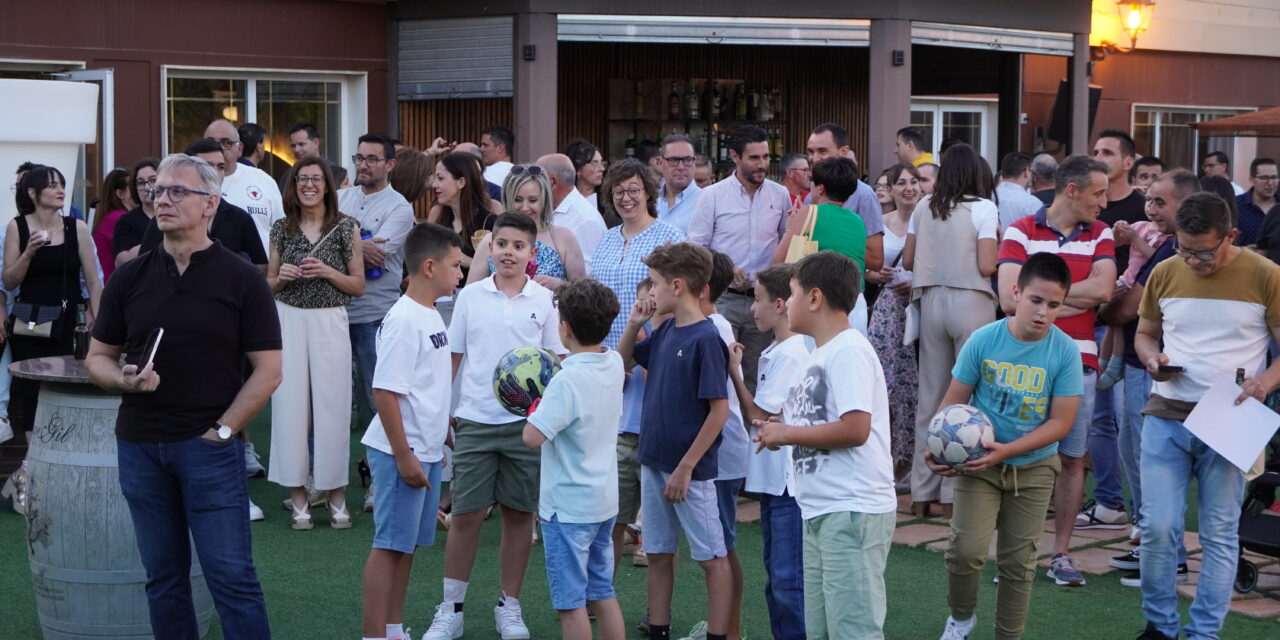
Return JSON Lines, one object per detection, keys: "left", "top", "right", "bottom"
{"left": 611, "top": 187, "right": 643, "bottom": 200}
{"left": 663, "top": 156, "right": 695, "bottom": 167}
{"left": 587, "top": 160, "right": 609, "bottom": 169}
{"left": 147, "top": 185, "right": 213, "bottom": 204}
{"left": 295, "top": 175, "right": 326, "bottom": 185}
{"left": 213, "top": 138, "right": 240, "bottom": 150}
{"left": 135, "top": 176, "right": 158, "bottom": 188}
{"left": 1255, "top": 175, "right": 1279, "bottom": 183}
{"left": 511, "top": 165, "right": 544, "bottom": 177}
{"left": 873, "top": 183, "right": 891, "bottom": 192}
{"left": 1174, "top": 236, "right": 1227, "bottom": 262}
{"left": 351, "top": 155, "right": 388, "bottom": 166}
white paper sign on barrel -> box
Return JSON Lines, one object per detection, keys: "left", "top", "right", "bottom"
{"left": 0, "top": 79, "right": 99, "bottom": 223}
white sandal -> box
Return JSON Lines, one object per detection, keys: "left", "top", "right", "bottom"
{"left": 329, "top": 502, "right": 352, "bottom": 529}
{"left": 290, "top": 502, "right": 313, "bottom": 530}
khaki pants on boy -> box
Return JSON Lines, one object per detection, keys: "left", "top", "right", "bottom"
{"left": 946, "top": 455, "right": 1060, "bottom": 639}
{"left": 802, "top": 510, "right": 895, "bottom": 639}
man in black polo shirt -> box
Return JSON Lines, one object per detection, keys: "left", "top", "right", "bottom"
{"left": 86, "top": 153, "right": 282, "bottom": 639}
{"left": 138, "top": 138, "right": 268, "bottom": 273}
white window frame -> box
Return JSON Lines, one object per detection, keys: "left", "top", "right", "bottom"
{"left": 911, "top": 98, "right": 999, "bottom": 167}
{"left": 160, "top": 65, "right": 368, "bottom": 171}
{"left": 1130, "top": 103, "right": 1256, "bottom": 184}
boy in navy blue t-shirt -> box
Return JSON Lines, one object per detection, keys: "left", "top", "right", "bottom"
{"left": 619, "top": 241, "right": 732, "bottom": 640}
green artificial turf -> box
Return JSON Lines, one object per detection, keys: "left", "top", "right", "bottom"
{"left": 2, "top": 413, "right": 1277, "bottom": 639}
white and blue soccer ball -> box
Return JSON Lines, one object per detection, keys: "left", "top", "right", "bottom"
{"left": 926, "top": 404, "right": 996, "bottom": 468}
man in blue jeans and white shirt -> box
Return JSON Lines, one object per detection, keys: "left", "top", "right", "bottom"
{"left": 87, "top": 153, "right": 282, "bottom": 639}
{"left": 1133, "top": 191, "right": 1280, "bottom": 640}
{"left": 339, "top": 133, "right": 415, "bottom": 429}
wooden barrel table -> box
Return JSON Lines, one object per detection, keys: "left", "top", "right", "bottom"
{"left": 12, "top": 355, "right": 212, "bottom": 639}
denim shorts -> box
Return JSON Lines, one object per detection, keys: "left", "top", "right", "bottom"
{"left": 715, "top": 478, "right": 743, "bottom": 552}
{"left": 1058, "top": 369, "right": 1097, "bottom": 458}
{"left": 640, "top": 465, "right": 726, "bottom": 562}
{"left": 368, "top": 446, "right": 443, "bottom": 553}
{"left": 541, "top": 514, "right": 617, "bottom": 610}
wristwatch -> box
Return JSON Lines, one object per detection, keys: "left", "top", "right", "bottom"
{"left": 214, "top": 424, "right": 233, "bottom": 442}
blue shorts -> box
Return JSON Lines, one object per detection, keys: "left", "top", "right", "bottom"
{"left": 541, "top": 515, "right": 617, "bottom": 610}
{"left": 367, "top": 446, "right": 443, "bottom": 553}
{"left": 1058, "top": 370, "right": 1097, "bottom": 458}
{"left": 715, "top": 478, "right": 743, "bottom": 552}
{"left": 640, "top": 465, "right": 726, "bottom": 562}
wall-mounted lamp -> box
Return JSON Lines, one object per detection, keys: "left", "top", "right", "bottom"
{"left": 1092, "top": 0, "right": 1156, "bottom": 60}
{"left": 222, "top": 105, "right": 240, "bottom": 122}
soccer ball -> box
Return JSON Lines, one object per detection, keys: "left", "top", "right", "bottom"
{"left": 926, "top": 404, "right": 996, "bottom": 468}
{"left": 492, "top": 346, "right": 562, "bottom": 417}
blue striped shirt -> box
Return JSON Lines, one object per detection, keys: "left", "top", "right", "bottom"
{"left": 590, "top": 220, "right": 686, "bottom": 348}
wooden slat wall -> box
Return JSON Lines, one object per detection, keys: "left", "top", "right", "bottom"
{"left": 558, "top": 42, "right": 871, "bottom": 168}
{"left": 399, "top": 98, "right": 513, "bottom": 216}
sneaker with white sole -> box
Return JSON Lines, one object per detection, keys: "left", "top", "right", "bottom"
{"left": 939, "top": 615, "right": 976, "bottom": 640}
{"left": 244, "top": 442, "right": 265, "bottom": 478}
{"left": 1047, "top": 553, "right": 1086, "bottom": 586}
{"left": 677, "top": 621, "right": 707, "bottom": 640}
{"left": 1120, "top": 564, "right": 1189, "bottom": 588}
{"left": 1111, "top": 548, "right": 1141, "bottom": 571}
{"left": 1129, "top": 523, "right": 1142, "bottom": 546}
{"left": 494, "top": 593, "right": 530, "bottom": 640}
{"left": 248, "top": 498, "right": 264, "bottom": 522}
{"left": 422, "top": 602, "right": 463, "bottom": 640}
{"left": 364, "top": 484, "right": 375, "bottom": 513}
{"left": 1075, "top": 500, "right": 1128, "bottom": 530}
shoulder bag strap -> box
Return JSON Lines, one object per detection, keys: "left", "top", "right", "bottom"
{"left": 803, "top": 204, "right": 820, "bottom": 239}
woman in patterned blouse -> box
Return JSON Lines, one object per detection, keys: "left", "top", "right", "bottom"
{"left": 266, "top": 157, "right": 366, "bottom": 531}
{"left": 465, "top": 165, "right": 586, "bottom": 290}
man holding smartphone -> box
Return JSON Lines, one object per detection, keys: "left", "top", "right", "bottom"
{"left": 86, "top": 153, "right": 282, "bottom": 639}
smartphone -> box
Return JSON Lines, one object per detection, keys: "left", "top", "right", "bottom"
{"left": 1157, "top": 365, "right": 1185, "bottom": 372}
{"left": 139, "top": 327, "right": 164, "bottom": 370}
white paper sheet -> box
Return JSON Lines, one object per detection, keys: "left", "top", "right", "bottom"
{"left": 1182, "top": 375, "right": 1280, "bottom": 473}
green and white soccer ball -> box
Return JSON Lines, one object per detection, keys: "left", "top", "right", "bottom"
{"left": 926, "top": 404, "right": 996, "bottom": 468}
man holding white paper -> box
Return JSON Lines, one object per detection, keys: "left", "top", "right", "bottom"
{"left": 1133, "top": 191, "right": 1280, "bottom": 640}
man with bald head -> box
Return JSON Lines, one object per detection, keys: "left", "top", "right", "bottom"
{"left": 536, "top": 153, "right": 606, "bottom": 266}
{"left": 205, "top": 119, "right": 284, "bottom": 256}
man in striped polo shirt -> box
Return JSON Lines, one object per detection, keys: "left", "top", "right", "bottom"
{"left": 997, "top": 155, "right": 1116, "bottom": 587}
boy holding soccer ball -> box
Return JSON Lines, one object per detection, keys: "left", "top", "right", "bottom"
{"left": 926, "top": 252, "right": 1084, "bottom": 640}
{"left": 425, "top": 212, "right": 568, "bottom": 640}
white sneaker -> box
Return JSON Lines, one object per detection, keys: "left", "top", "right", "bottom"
{"left": 363, "top": 484, "right": 375, "bottom": 513}
{"left": 248, "top": 499, "right": 265, "bottom": 522}
{"left": 422, "top": 602, "right": 463, "bottom": 640}
{"left": 1129, "top": 523, "right": 1142, "bottom": 545}
{"left": 494, "top": 594, "right": 531, "bottom": 640}
{"left": 677, "top": 621, "right": 707, "bottom": 640}
{"left": 939, "top": 615, "right": 976, "bottom": 640}
{"left": 1075, "top": 501, "right": 1128, "bottom": 529}
{"left": 244, "top": 442, "right": 265, "bottom": 477}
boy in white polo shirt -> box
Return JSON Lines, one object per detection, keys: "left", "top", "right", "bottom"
{"left": 523, "top": 278, "right": 626, "bottom": 640}
{"left": 727, "top": 263, "right": 810, "bottom": 640}
{"left": 424, "top": 213, "right": 567, "bottom": 640}
{"left": 359, "top": 223, "right": 464, "bottom": 640}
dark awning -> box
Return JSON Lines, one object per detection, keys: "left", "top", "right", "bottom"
{"left": 1192, "top": 106, "right": 1280, "bottom": 138}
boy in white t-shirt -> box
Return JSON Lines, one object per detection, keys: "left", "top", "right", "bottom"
{"left": 727, "top": 264, "right": 810, "bottom": 640}
{"left": 523, "top": 278, "right": 626, "bottom": 640}
{"left": 359, "top": 223, "right": 464, "bottom": 640}
{"left": 755, "top": 251, "right": 898, "bottom": 640}
{"left": 425, "top": 213, "right": 567, "bottom": 640}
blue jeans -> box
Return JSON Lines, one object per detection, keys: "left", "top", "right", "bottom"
{"left": 541, "top": 515, "right": 617, "bottom": 610}
{"left": 117, "top": 435, "right": 270, "bottom": 639}
{"left": 759, "top": 491, "right": 806, "bottom": 640}
{"left": 349, "top": 320, "right": 381, "bottom": 420}
{"left": 1089, "top": 327, "right": 1124, "bottom": 510}
{"left": 1120, "top": 364, "right": 1151, "bottom": 521}
{"left": 1139, "top": 416, "right": 1245, "bottom": 640}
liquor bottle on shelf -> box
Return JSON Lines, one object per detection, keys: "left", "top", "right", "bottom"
{"left": 718, "top": 130, "right": 729, "bottom": 163}
{"left": 686, "top": 79, "right": 700, "bottom": 120}
{"left": 771, "top": 129, "right": 784, "bottom": 161}
{"left": 748, "top": 85, "right": 761, "bottom": 121}
{"left": 641, "top": 131, "right": 654, "bottom": 153}
{"left": 635, "top": 79, "right": 645, "bottom": 118}
{"left": 710, "top": 81, "right": 722, "bottom": 122}
{"left": 668, "top": 82, "right": 681, "bottom": 120}
{"left": 735, "top": 82, "right": 748, "bottom": 120}
{"left": 771, "top": 86, "right": 784, "bottom": 121}
{"left": 625, "top": 132, "right": 637, "bottom": 158}
{"left": 709, "top": 123, "right": 720, "bottom": 161}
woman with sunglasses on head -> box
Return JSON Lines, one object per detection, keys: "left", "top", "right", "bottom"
{"left": 92, "top": 168, "right": 134, "bottom": 280}
{"left": 427, "top": 152, "right": 502, "bottom": 273}
{"left": 465, "top": 164, "right": 586, "bottom": 289}
{"left": 1, "top": 165, "right": 103, "bottom": 514}
{"left": 865, "top": 163, "right": 923, "bottom": 483}
{"left": 266, "top": 157, "right": 365, "bottom": 530}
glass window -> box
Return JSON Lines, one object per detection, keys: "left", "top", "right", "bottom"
{"left": 166, "top": 78, "right": 247, "bottom": 154}
{"left": 910, "top": 110, "right": 935, "bottom": 155}
{"left": 942, "top": 111, "right": 982, "bottom": 151}
{"left": 255, "top": 80, "right": 343, "bottom": 181}
{"left": 1132, "top": 107, "right": 1247, "bottom": 172}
